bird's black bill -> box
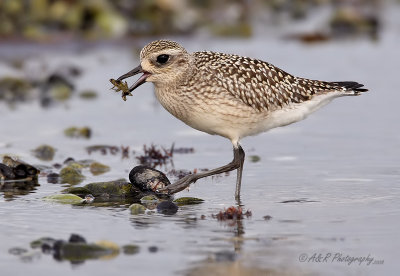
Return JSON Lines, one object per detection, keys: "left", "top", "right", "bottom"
{"left": 117, "top": 65, "right": 151, "bottom": 92}
{"left": 117, "top": 65, "right": 143, "bottom": 81}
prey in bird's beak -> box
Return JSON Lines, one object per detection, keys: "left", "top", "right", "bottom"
{"left": 110, "top": 65, "right": 151, "bottom": 101}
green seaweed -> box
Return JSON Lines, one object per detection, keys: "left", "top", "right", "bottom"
{"left": 61, "top": 186, "right": 92, "bottom": 197}
{"left": 173, "top": 197, "right": 204, "bottom": 206}
{"left": 43, "top": 194, "right": 84, "bottom": 204}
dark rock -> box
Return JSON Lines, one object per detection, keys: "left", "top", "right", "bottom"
{"left": 215, "top": 251, "right": 237, "bottom": 262}
{"left": 148, "top": 246, "right": 158, "bottom": 253}
{"left": 263, "top": 215, "right": 273, "bottom": 221}
{"left": 30, "top": 237, "right": 57, "bottom": 249}
{"left": 129, "top": 166, "right": 170, "bottom": 192}
{"left": 69, "top": 234, "right": 86, "bottom": 244}
{"left": 63, "top": 157, "right": 75, "bottom": 164}
{"left": 1, "top": 156, "right": 40, "bottom": 180}
{"left": 47, "top": 173, "right": 60, "bottom": 184}
{"left": 53, "top": 163, "right": 62, "bottom": 169}
{"left": 0, "top": 163, "right": 15, "bottom": 179}
{"left": 8, "top": 247, "right": 28, "bottom": 256}
{"left": 156, "top": 201, "right": 178, "bottom": 215}
{"left": 41, "top": 243, "right": 52, "bottom": 254}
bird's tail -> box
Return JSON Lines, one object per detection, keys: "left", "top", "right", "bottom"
{"left": 331, "top": 81, "right": 368, "bottom": 95}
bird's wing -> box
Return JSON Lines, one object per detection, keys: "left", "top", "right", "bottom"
{"left": 194, "top": 51, "right": 347, "bottom": 112}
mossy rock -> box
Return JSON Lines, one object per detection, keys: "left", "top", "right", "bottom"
{"left": 60, "top": 166, "right": 85, "bottom": 185}
{"left": 140, "top": 195, "right": 159, "bottom": 209}
{"left": 140, "top": 195, "right": 159, "bottom": 203}
{"left": 49, "top": 83, "right": 72, "bottom": 101}
{"left": 32, "top": 145, "right": 56, "bottom": 161}
{"left": 83, "top": 179, "right": 141, "bottom": 198}
{"left": 61, "top": 186, "right": 92, "bottom": 197}
{"left": 30, "top": 237, "right": 56, "bottom": 249}
{"left": 173, "top": 197, "right": 204, "bottom": 206}
{"left": 43, "top": 194, "right": 84, "bottom": 204}
{"left": 67, "top": 162, "right": 85, "bottom": 170}
{"left": 60, "top": 241, "right": 119, "bottom": 261}
{"left": 0, "top": 77, "right": 32, "bottom": 102}
{"left": 129, "top": 203, "right": 146, "bottom": 215}
{"left": 249, "top": 155, "right": 260, "bottom": 163}
{"left": 89, "top": 162, "right": 110, "bottom": 175}
{"left": 64, "top": 127, "right": 91, "bottom": 139}
{"left": 79, "top": 90, "right": 97, "bottom": 99}
{"left": 122, "top": 244, "right": 140, "bottom": 255}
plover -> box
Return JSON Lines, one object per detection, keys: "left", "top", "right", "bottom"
{"left": 113, "top": 40, "right": 367, "bottom": 199}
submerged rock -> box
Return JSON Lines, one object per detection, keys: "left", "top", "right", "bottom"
{"left": 0, "top": 77, "right": 33, "bottom": 105}
{"left": 0, "top": 156, "right": 40, "bottom": 181}
{"left": 79, "top": 90, "right": 97, "bottom": 99}
{"left": 129, "top": 166, "right": 171, "bottom": 192}
{"left": 63, "top": 179, "right": 141, "bottom": 198}
{"left": 46, "top": 173, "right": 60, "bottom": 184}
{"left": 140, "top": 195, "right": 160, "bottom": 209}
{"left": 29, "top": 234, "right": 119, "bottom": 263}
{"left": 156, "top": 201, "right": 178, "bottom": 215}
{"left": 32, "top": 144, "right": 56, "bottom": 161}
{"left": 64, "top": 126, "right": 92, "bottom": 139}
{"left": 129, "top": 203, "right": 146, "bottom": 215}
{"left": 8, "top": 247, "right": 28, "bottom": 256}
{"left": 173, "top": 197, "right": 204, "bottom": 206}
{"left": 43, "top": 194, "right": 84, "bottom": 204}
{"left": 56, "top": 241, "right": 119, "bottom": 262}
{"left": 249, "top": 155, "right": 260, "bottom": 163}
{"left": 0, "top": 156, "right": 40, "bottom": 197}
{"left": 69, "top": 234, "right": 86, "bottom": 243}
{"left": 89, "top": 162, "right": 110, "bottom": 175}
{"left": 122, "top": 244, "right": 140, "bottom": 255}
{"left": 30, "top": 237, "right": 57, "bottom": 249}
{"left": 59, "top": 165, "right": 85, "bottom": 185}
{"left": 62, "top": 186, "right": 92, "bottom": 197}
{"left": 41, "top": 73, "right": 74, "bottom": 107}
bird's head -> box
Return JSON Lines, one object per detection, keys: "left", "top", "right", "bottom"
{"left": 116, "top": 40, "right": 193, "bottom": 92}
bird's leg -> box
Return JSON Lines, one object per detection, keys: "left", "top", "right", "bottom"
{"left": 235, "top": 145, "right": 245, "bottom": 200}
{"left": 157, "top": 145, "right": 245, "bottom": 196}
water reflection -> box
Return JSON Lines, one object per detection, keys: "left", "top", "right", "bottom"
{"left": 0, "top": 179, "right": 39, "bottom": 201}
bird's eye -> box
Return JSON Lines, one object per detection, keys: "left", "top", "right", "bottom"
{"left": 156, "top": 54, "right": 170, "bottom": 64}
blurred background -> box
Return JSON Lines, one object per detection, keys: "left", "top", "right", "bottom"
{"left": 0, "top": 0, "right": 392, "bottom": 110}
{"left": 0, "top": 0, "right": 385, "bottom": 41}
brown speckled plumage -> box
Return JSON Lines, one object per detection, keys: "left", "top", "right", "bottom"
{"left": 188, "top": 51, "right": 365, "bottom": 112}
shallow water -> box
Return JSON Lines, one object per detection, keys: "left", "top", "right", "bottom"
{"left": 1, "top": 10, "right": 400, "bottom": 276}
